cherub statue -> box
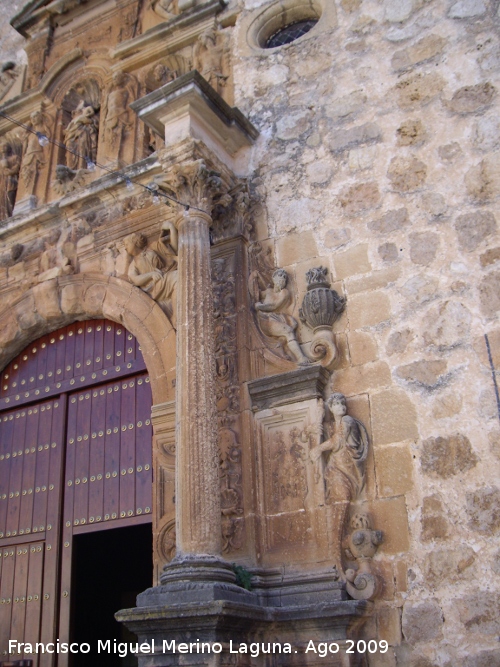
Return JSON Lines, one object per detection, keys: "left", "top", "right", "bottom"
{"left": 254, "top": 268, "right": 310, "bottom": 365}
{"left": 124, "top": 220, "right": 178, "bottom": 328}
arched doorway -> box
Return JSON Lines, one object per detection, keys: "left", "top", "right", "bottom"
{"left": 0, "top": 319, "right": 154, "bottom": 666}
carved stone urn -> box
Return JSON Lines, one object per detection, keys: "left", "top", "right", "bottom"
{"left": 299, "top": 266, "right": 346, "bottom": 368}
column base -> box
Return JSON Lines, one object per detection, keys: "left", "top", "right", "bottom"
{"left": 117, "top": 565, "right": 370, "bottom": 667}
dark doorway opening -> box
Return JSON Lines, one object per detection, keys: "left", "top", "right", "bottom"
{"left": 70, "top": 522, "right": 152, "bottom": 667}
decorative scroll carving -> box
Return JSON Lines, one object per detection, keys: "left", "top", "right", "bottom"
{"left": 0, "top": 137, "right": 21, "bottom": 220}
{"left": 151, "top": 0, "right": 179, "bottom": 21}
{"left": 299, "top": 266, "right": 345, "bottom": 367}
{"left": 158, "top": 521, "right": 176, "bottom": 563}
{"left": 21, "top": 108, "right": 52, "bottom": 193}
{"left": 124, "top": 221, "right": 178, "bottom": 328}
{"left": 212, "top": 253, "right": 244, "bottom": 554}
{"left": 103, "top": 71, "right": 137, "bottom": 157}
{"left": 344, "top": 513, "right": 383, "bottom": 601}
{"left": 194, "top": 26, "right": 230, "bottom": 97}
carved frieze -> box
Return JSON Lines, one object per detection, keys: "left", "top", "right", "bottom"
{"left": 212, "top": 251, "right": 244, "bottom": 554}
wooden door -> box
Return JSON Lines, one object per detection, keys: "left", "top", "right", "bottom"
{"left": 0, "top": 320, "right": 153, "bottom": 666}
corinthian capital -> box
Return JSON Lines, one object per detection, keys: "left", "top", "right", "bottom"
{"left": 156, "top": 159, "right": 233, "bottom": 217}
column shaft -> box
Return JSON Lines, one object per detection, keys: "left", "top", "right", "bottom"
{"left": 175, "top": 210, "right": 221, "bottom": 556}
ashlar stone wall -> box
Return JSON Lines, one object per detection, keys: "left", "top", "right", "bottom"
{"left": 233, "top": 0, "right": 500, "bottom": 664}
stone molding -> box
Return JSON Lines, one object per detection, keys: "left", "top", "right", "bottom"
{"left": 247, "top": 365, "right": 330, "bottom": 410}
{"left": 0, "top": 273, "right": 176, "bottom": 405}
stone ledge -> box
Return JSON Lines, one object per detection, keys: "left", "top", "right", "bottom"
{"left": 247, "top": 365, "right": 330, "bottom": 411}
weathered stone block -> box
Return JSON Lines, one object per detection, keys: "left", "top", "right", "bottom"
{"left": 346, "top": 266, "right": 400, "bottom": 294}
{"left": 386, "top": 329, "right": 413, "bottom": 356}
{"left": 421, "top": 433, "right": 478, "bottom": 478}
{"left": 329, "top": 122, "right": 381, "bottom": 152}
{"left": 335, "top": 360, "right": 391, "bottom": 395}
{"left": 409, "top": 231, "right": 438, "bottom": 266}
{"left": 333, "top": 244, "right": 371, "bottom": 279}
{"left": 464, "top": 650, "right": 500, "bottom": 667}
{"left": 348, "top": 331, "right": 378, "bottom": 365}
{"left": 400, "top": 275, "right": 439, "bottom": 305}
{"left": 374, "top": 443, "right": 413, "bottom": 497}
{"left": 457, "top": 593, "right": 500, "bottom": 635}
{"left": 473, "top": 116, "right": 500, "bottom": 152}
{"left": 480, "top": 247, "right": 500, "bottom": 267}
{"left": 324, "top": 227, "right": 351, "bottom": 249}
{"left": 455, "top": 210, "right": 497, "bottom": 252}
{"left": 32, "top": 280, "right": 62, "bottom": 321}
{"left": 391, "top": 35, "right": 446, "bottom": 72}
{"left": 466, "top": 486, "right": 500, "bottom": 533}
{"left": 448, "top": 82, "right": 496, "bottom": 113}
{"left": 276, "top": 231, "right": 318, "bottom": 267}
{"left": 396, "top": 359, "right": 448, "bottom": 389}
{"left": 479, "top": 271, "right": 500, "bottom": 318}
{"left": 61, "top": 283, "right": 85, "bottom": 316}
{"left": 378, "top": 242, "right": 399, "bottom": 262}
{"left": 473, "top": 329, "right": 500, "bottom": 368}
{"left": 372, "top": 496, "right": 410, "bottom": 554}
{"left": 396, "top": 72, "right": 444, "bottom": 108}
{"left": 431, "top": 391, "right": 463, "bottom": 419}
{"left": 424, "top": 545, "right": 475, "bottom": 586}
{"left": 421, "top": 494, "right": 449, "bottom": 541}
{"left": 377, "top": 606, "right": 402, "bottom": 645}
{"left": 384, "top": 0, "right": 415, "bottom": 23}
{"left": 402, "top": 600, "right": 443, "bottom": 644}
{"left": 422, "top": 300, "right": 472, "bottom": 350}
{"left": 305, "top": 160, "right": 333, "bottom": 185}
{"left": 396, "top": 119, "right": 426, "bottom": 145}
{"left": 338, "top": 181, "right": 381, "bottom": 215}
{"left": 448, "top": 0, "right": 486, "bottom": 19}
{"left": 420, "top": 192, "right": 447, "bottom": 217}
{"left": 371, "top": 388, "right": 418, "bottom": 445}
{"left": 369, "top": 208, "right": 409, "bottom": 235}
{"left": 326, "top": 89, "right": 367, "bottom": 120}
{"left": 465, "top": 154, "right": 500, "bottom": 201}
{"left": 348, "top": 291, "right": 391, "bottom": 329}
{"left": 388, "top": 157, "right": 427, "bottom": 192}
{"left": 438, "top": 141, "right": 462, "bottom": 161}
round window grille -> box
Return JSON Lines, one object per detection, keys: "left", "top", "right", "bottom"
{"left": 265, "top": 19, "right": 318, "bottom": 48}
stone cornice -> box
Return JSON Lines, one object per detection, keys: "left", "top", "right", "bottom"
{"left": 112, "top": 0, "right": 226, "bottom": 67}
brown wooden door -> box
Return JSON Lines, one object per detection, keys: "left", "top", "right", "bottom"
{"left": 0, "top": 320, "right": 153, "bottom": 666}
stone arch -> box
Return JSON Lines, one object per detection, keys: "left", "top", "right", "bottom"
{"left": 0, "top": 273, "right": 176, "bottom": 406}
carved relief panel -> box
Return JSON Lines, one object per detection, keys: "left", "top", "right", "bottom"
{"left": 254, "top": 398, "right": 327, "bottom": 565}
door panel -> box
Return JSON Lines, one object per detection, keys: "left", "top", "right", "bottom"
{"left": 0, "top": 320, "right": 154, "bottom": 666}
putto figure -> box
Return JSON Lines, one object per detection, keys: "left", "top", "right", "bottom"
{"left": 254, "top": 268, "right": 310, "bottom": 366}
{"left": 124, "top": 220, "right": 178, "bottom": 328}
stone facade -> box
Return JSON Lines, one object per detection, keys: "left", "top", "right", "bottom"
{"left": 0, "top": 0, "right": 499, "bottom": 665}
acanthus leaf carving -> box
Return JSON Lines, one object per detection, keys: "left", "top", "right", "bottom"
{"left": 157, "top": 158, "right": 232, "bottom": 216}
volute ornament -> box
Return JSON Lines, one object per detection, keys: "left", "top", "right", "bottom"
{"left": 299, "top": 266, "right": 346, "bottom": 368}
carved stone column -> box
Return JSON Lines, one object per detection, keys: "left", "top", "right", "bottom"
{"left": 161, "top": 159, "right": 231, "bottom": 559}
